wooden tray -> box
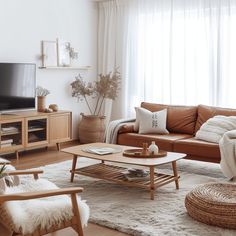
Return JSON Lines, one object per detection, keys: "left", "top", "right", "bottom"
{"left": 123, "top": 149, "right": 167, "bottom": 158}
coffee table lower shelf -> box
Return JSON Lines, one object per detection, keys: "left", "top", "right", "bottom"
{"left": 71, "top": 163, "right": 180, "bottom": 199}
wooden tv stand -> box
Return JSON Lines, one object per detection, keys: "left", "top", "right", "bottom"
{"left": 0, "top": 110, "right": 72, "bottom": 160}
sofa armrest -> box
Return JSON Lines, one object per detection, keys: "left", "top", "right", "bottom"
{"left": 118, "top": 122, "right": 135, "bottom": 134}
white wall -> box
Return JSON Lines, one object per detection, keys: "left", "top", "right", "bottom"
{"left": 0, "top": 0, "right": 98, "bottom": 138}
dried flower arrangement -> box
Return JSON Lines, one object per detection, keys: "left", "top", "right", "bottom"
{"left": 71, "top": 69, "right": 121, "bottom": 116}
{"left": 36, "top": 86, "right": 50, "bottom": 97}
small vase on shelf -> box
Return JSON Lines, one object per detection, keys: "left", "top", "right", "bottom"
{"left": 37, "top": 96, "right": 46, "bottom": 112}
{"left": 148, "top": 141, "right": 159, "bottom": 155}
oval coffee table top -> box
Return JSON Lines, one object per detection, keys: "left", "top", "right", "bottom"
{"left": 61, "top": 142, "right": 186, "bottom": 167}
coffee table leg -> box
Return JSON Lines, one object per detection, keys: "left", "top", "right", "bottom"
{"left": 172, "top": 161, "right": 179, "bottom": 189}
{"left": 150, "top": 166, "right": 155, "bottom": 200}
{"left": 71, "top": 154, "right": 78, "bottom": 183}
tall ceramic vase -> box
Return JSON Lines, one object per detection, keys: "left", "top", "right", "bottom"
{"left": 78, "top": 113, "right": 106, "bottom": 144}
{"left": 37, "top": 96, "right": 46, "bottom": 112}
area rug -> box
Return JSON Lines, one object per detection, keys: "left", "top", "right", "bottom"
{"left": 36, "top": 158, "right": 236, "bottom": 236}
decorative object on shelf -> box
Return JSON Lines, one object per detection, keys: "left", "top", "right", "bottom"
{"left": 41, "top": 41, "right": 58, "bottom": 67}
{"left": 44, "top": 108, "right": 53, "bottom": 113}
{"left": 57, "top": 39, "right": 71, "bottom": 67}
{"left": 40, "top": 38, "right": 80, "bottom": 68}
{"left": 49, "top": 104, "right": 58, "bottom": 112}
{"left": 69, "top": 47, "right": 78, "bottom": 60}
{"left": 71, "top": 69, "right": 121, "bottom": 143}
{"left": 36, "top": 86, "right": 50, "bottom": 112}
{"left": 148, "top": 141, "right": 159, "bottom": 155}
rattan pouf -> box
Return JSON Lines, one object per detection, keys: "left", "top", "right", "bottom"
{"left": 185, "top": 183, "right": 236, "bottom": 229}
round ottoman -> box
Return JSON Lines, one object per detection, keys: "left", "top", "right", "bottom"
{"left": 185, "top": 183, "right": 236, "bottom": 229}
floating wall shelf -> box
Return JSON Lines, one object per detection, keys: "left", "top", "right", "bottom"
{"left": 38, "top": 66, "right": 91, "bottom": 70}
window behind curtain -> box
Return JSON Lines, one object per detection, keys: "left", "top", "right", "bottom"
{"left": 124, "top": 0, "right": 236, "bottom": 117}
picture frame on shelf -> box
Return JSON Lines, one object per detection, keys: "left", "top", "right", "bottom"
{"left": 57, "top": 39, "right": 71, "bottom": 67}
{"left": 41, "top": 41, "right": 58, "bottom": 67}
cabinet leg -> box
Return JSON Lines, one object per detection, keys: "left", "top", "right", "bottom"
{"left": 56, "top": 143, "right": 61, "bottom": 151}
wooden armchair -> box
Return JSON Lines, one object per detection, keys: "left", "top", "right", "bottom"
{"left": 0, "top": 169, "right": 87, "bottom": 236}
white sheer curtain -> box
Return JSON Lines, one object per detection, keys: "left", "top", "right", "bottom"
{"left": 98, "top": 0, "right": 130, "bottom": 123}
{"left": 98, "top": 0, "right": 236, "bottom": 119}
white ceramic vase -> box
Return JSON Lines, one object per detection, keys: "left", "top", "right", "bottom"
{"left": 148, "top": 141, "right": 159, "bottom": 155}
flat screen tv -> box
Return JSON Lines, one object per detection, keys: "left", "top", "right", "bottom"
{"left": 0, "top": 63, "right": 36, "bottom": 112}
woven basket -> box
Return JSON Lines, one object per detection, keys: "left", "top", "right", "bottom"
{"left": 185, "top": 183, "right": 236, "bottom": 229}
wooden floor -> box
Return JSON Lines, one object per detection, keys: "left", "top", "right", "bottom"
{"left": 0, "top": 142, "right": 130, "bottom": 236}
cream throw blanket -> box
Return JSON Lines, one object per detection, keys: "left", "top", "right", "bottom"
{"left": 105, "top": 118, "right": 135, "bottom": 144}
{"left": 196, "top": 115, "right": 236, "bottom": 179}
{"left": 220, "top": 130, "right": 236, "bottom": 179}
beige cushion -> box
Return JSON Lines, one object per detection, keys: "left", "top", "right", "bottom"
{"left": 135, "top": 107, "right": 169, "bottom": 134}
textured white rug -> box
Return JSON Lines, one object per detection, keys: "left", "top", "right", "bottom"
{"left": 36, "top": 158, "right": 236, "bottom": 236}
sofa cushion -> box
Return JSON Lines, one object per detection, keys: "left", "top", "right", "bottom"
{"left": 135, "top": 107, "right": 169, "bottom": 134}
{"left": 195, "top": 104, "right": 236, "bottom": 133}
{"left": 141, "top": 102, "right": 197, "bottom": 135}
{"left": 117, "top": 133, "right": 192, "bottom": 151}
{"left": 173, "top": 137, "right": 220, "bottom": 160}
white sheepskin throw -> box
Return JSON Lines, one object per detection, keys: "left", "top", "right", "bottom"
{"left": 3, "top": 179, "right": 89, "bottom": 234}
{"left": 195, "top": 115, "right": 236, "bottom": 143}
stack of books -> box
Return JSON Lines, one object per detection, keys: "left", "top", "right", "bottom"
{"left": 0, "top": 139, "right": 13, "bottom": 148}
{"left": 123, "top": 168, "right": 149, "bottom": 181}
{"left": 1, "top": 127, "right": 19, "bottom": 134}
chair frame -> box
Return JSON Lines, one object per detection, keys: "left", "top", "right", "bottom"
{"left": 0, "top": 169, "right": 84, "bottom": 236}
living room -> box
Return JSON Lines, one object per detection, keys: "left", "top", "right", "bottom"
{"left": 0, "top": 0, "right": 236, "bottom": 235}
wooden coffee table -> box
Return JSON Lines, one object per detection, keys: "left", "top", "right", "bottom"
{"left": 61, "top": 143, "right": 186, "bottom": 200}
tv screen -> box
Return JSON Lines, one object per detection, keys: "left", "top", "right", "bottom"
{"left": 0, "top": 63, "right": 36, "bottom": 111}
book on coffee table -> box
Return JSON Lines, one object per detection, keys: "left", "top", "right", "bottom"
{"left": 82, "top": 146, "right": 122, "bottom": 155}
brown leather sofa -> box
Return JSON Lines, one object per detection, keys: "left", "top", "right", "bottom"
{"left": 117, "top": 102, "right": 236, "bottom": 163}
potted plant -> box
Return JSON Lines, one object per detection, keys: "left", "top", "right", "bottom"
{"left": 36, "top": 86, "right": 50, "bottom": 112}
{"left": 71, "top": 69, "right": 121, "bottom": 143}
{"left": 0, "top": 164, "right": 7, "bottom": 193}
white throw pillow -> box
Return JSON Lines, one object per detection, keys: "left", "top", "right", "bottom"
{"left": 134, "top": 107, "right": 146, "bottom": 132}
{"left": 135, "top": 107, "right": 169, "bottom": 134}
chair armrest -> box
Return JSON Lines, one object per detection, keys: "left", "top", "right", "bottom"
{"left": 6, "top": 169, "right": 44, "bottom": 176}
{"left": 0, "top": 187, "right": 84, "bottom": 203}
{"left": 118, "top": 122, "right": 135, "bottom": 134}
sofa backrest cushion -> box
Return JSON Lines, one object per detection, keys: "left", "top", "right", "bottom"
{"left": 141, "top": 102, "right": 197, "bottom": 134}
{"left": 195, "top": 104, "right": 236, "bottom": 133}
